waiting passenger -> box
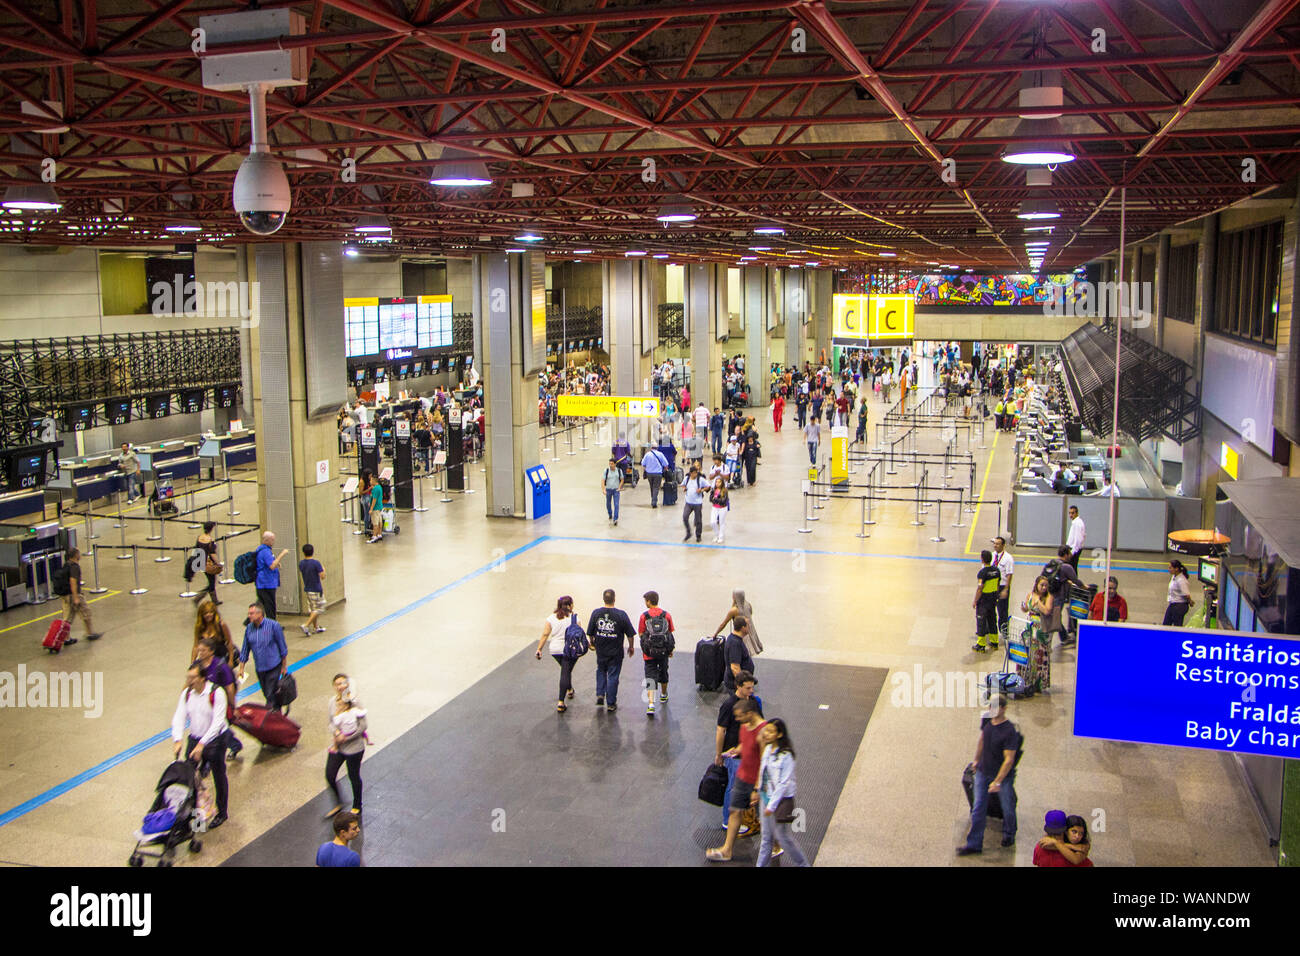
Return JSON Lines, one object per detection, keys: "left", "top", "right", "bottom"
{"left": 1088, "top": 577, "right": 1128, "bottom": 622}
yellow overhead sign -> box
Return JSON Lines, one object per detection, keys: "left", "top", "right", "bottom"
{"left": 832, "top": 293, "right": 914, "bottom": 342}
{"left": 557, "top": 396, "right": 661, "bottom": 418}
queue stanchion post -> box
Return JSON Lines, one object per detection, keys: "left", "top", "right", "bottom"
{"left": 146, "top": 510, "right": 161, "bottom": 541}
{"left": 155, "top": 516, "right": 172, "bottom": 562}
{"left": 550, "top": 429, "right": 560, "bottom": 463}
{"left": 952, "top": 489, "right": 967, "bottom": 528}
{"left": 179, "top": 547, "right": 200, "bottom": 598}
{"left": 864, "top": 466, "right": 877, "bottom": 525}
{"left": 565, "top": 423, "right": 575, "bottom": 457}
{"left": 580, "top": 419, "right": 588, "bottom": 452}
{"left": 84, "top": 506, "right": 99, "bottom": 541}
{"left": 414, "top": 473, "right": 428, "bottom": 512}
{"left": 911, "top": 474, "right": 925, "bottom": 526}
{"left": 219, "top": 537, "right": 235, "bottom": 585}
{"left": 463, "top": 459, "right": 476, "bottom": 495}
{"left": 855, "top": 493, "right": 871, "bottom": 539}
{"left": 116, "top": 506, "right": 132, "bottom": 559}
{"left": 82, "top": 510, "right": 95, "bottom": 557}
{"left": 968, "top": 464, "right": 978, "bottom": 512}
{"left": 186, "top": 477, "right": 200, "bottom": 529}
{"left": 796, "top": 486, "right": 813, "bottom": 534}
{"left": 130, "top": 545, "right": 148, "bottom": 595}
{"left": 85, "top": 542, "right": 108, "bottom": 594}
{"left": 113, "top": 489, "right": 125, "bottom": 529}
{"left": 930, "top": 499, "right": 946, "bottom": 543}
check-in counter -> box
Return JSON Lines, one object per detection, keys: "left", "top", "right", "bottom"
{"left": 0, "top": 519, "right": 69, "bottom": 610}
{"left": 154, "top": 455, "right": 202, "bottom": 484}
{"left": 147, "top": 440, "right": 199, "bottom": 470}
{"left": 199, "top": 430, "right": 255, "bottom": 478}
{"left": 220, "top": 442, "right": 257, "bottom": 478}
{"left": 48, "top": 454, "right": 119, "bottom": 490}
{"left": 73, "top": 472, "right": 124, "bottom": 505}
{"left": 0, "top": 489, "right": 47, "bottom": 523}
{"left": 1010, "top": 492, "right": 1175, "bottom": 553}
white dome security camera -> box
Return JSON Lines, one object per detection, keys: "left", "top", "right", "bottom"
{"left": 233, "top": 151, "right": 290, "bottom": 236}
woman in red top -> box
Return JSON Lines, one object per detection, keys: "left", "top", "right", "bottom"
{"left": 1088, "top": 577, "right": 1128, "bottom": 622}
{"left": 771, "top": 394, "right": 785, "bottom": 432}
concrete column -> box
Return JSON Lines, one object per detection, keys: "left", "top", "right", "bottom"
{"left": 603, "top": 259, "right": 656, "bottom": 396}
{"left": 475, "top": 252, "right": 541, "bottom": 518}
{"left": 785, "top": 267, "right": 808, "bottom": 368}
{"left": 686, "top": 263, "right": 726, "bottom": 410}
{"left": 246, "top": 242, "right": 348, "bottom": 616}
{"left": 812, "top": 269, "right": 833, "bottom": 366}
{"left": 742, "top": 267, "right": 769, "bottom": 402}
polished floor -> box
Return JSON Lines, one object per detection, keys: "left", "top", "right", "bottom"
{"left": 0, "top": 379, "right": 1275, "bottom": 867}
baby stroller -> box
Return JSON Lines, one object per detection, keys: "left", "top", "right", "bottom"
{"left": 726, "top": 455, "right": 743, "bottom": 489}
{"left": 128, "top": 760, "right": 208, "bottom": 867}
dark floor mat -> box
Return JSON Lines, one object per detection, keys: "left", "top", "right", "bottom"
{"left": 224, "top": 647, "right": 885, "bottom": 867}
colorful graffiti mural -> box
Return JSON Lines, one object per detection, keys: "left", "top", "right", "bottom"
{"left": 846, "top": 271, "right": 1084, "bottom": 306}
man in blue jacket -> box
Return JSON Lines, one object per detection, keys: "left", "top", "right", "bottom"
{"left": 254, "top": 531, "right": 291, "bottom": 620}
{"left": 238, "top": 602, "right": 289, "bottom": 712}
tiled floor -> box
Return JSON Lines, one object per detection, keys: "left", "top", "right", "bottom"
{"left": 0, "top": 381, "right": 1276, "bottom": 867}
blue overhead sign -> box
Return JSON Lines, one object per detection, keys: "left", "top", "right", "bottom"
{"left": 1074, "top": 621, "right": 1300, "bottom": 759}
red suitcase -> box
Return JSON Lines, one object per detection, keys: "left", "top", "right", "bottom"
{"left": 42, "top": 619, "right": 71, "bottom": 654}
{"left": 232, "top": 703, "right": 301, "bottom": 749}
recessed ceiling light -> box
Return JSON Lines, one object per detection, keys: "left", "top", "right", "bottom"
{"left": 652, "top": 254, "right": 669, "bottom": 259}
{"left": 877, "top": 251, "right": 896, "bottom": 257}
{"left": 514, "top": 230, "right": 543, "bottom": 242}
{"left": 506, "top": 247, "right": 525, "bottom": 253}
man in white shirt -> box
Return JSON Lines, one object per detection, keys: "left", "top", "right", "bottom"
{"left": 354, "top": 402, "right": 371, "bottom": 426}
{"left": 171, "top": 662, "right": 230, "bottom": 828}
{"left": 1065, "top": 505, "right": 1085, "bottom": 570}
{"left": 681, "top": 465, "right": 710, "bottom": 543}
{"left": 695, "top": 403, "right": 710, "bottom": 434}
{"left": 992, "top": 536, "right": 1014, "bottom": 644}
{"left": 1090, "top": 472, "right": 1121, "bottom": 498}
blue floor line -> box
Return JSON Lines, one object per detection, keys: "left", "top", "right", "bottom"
{"left": 545, "top": 534, "right": 1165, "bottom": 575}
{"left": 0, "top": 536, "right": 550, "bottom": 831}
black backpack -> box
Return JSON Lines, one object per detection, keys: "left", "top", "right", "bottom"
{"left": 51, "top": 564, "right": 71, "bottom": 596}
{"left": 642, "top": 612, "right": 672, "bottom": 657}
{"left": 1042, "top": 559, "right": 1063, "bottom": 594}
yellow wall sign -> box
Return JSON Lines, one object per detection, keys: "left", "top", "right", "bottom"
{"left": 831, "top": 294, "right": 914, "bottom": 342}
{"left": 1220, "top": 442, "right": 1239, "bottom": 479}
{"left": 557, "top": 396, "right": 660, "bottom": 418}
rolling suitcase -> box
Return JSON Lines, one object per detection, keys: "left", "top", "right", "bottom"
{"left": 42, "top": 618, "right": 71, "bottom": 654}
{"left": 694, "top": 636, "right": 726, "bottom": 691}
{"left": 661, "top": 479, "right": 678, "bottom": 506}
{"left": 231, "top": 703, "right": 301, "bottom": 749}
{"left": 962, "top": 764, "right": 1004, "bottom": 819}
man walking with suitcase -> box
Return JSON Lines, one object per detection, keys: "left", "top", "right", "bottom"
{"left": 641, "top": 445, "right": 669, "bottom": 508}
{"left": 957, "top": 696, "right": 1021, "bottom": 855}
{"left": 238, "top": 602, "right": 289, "bottom": 713}
{"left": 171, "top": 662, "right": 230, "bottom": 830}
{"left": 586, "top": 589, "right": 636, "bottom": 712}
